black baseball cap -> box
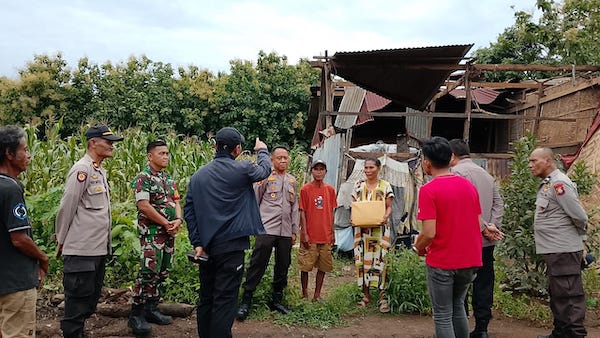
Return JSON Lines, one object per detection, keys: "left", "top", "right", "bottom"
{"left": 85, "top": 125, "right": 124, "bottom": 141}
{"left": 311, "top": 159, "right": 327, "bottom": 169}
{"left": 215, "top": 127, "right": 245, "bottom": 149}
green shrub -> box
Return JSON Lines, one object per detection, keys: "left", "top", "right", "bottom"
{"left": 385, "top": 248, "right": 431, "bottom": 314}
{"left": 498, "top": 135, "right": 547, "bottom": 295}
{"left": 569, "top": 160, "right": 597, "bottom": 196}
{"left": 163, "top": 233, "right": 199, "bottom": 304}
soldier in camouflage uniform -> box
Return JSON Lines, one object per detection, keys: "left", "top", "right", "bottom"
{"left": 128, "top": 140, "right": 183, "bottom": 336}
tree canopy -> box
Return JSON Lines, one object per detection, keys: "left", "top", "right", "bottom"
{"left": 0, "top": 51, "right": 319, "bottom": 147}
{"left": 474, "top": 0, "right": 600, "bottom": 81}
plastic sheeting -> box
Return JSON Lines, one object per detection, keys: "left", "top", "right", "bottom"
{"left": 312, "top": 133, "right": 343, "bottom": 188}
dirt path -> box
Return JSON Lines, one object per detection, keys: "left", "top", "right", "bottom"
{"left": 36, "top": 311, "right": 600, "bottom": 338}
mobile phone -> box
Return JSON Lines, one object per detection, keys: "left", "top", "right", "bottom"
{"left": 187, "top": 252, "right": 209, "bottom": 263}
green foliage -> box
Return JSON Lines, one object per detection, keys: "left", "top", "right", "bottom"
{"left": 272, "top": 282, "right": 361, "bottom": 328}
{"left": 245, "top": 246, "right": 362, "bottom": 328}
{"left": 492, "top": 268, "right": 552, "bottom": 324}
{"left": 498, "top": 134, "right": 547, "bottom": 295}
{"left": 104, "top": 202, "right": 140, "bottom": 287}
{"left": 213, "top": 51, "right": 319, "bottom": 147}
{"left": 163, "top": 234, "right": 199, "bottom": 304}
{"left": 385, "top": 248, "right": 431, "bottom": 314}
{"left": 1, "top": 51, "right": 318, "bottom": 146}
{"left": 474, "top": 0, "right": 600, "bottom": 81}
{"left": 569, "top": 160, "right": 597, "bottom": 196}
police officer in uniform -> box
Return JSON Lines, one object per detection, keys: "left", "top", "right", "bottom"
{"left": 128, "top": 140, "right": 182, "bottom": 335}
{"left": 237, "top": 146, "right": 299, "bottom": 320}
{"left": 55, "top": 125, "right": 123, "bottom": 338}
{"left": 529, "top": 147, "right": 587, "bottom": 338}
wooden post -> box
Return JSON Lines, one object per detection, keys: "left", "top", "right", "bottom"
{"left": 463, "top": 64, "right": 472, "bottom": 142}
{"left": 532, "top": 83, "right": 544, "bottom": 136}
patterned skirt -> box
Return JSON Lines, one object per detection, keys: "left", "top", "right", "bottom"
{"left": 353, "top": 225, "right": 391, "bottom": 289}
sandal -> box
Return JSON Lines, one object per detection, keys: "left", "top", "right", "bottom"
{"left": 379, "top": 299, "right": 390, "bottom": 313}
{"left": 357, "top": 297, "right": 370, "bottom": 308}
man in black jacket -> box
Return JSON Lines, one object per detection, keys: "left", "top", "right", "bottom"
{"left": 185, "top": 127, "right": 271, "bottom": 338}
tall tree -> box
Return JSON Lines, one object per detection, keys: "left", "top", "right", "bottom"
{"left": 474, "top": 0, "right": 600, "bottom": 82}
{"left": 213, "top": 51, "right": 318, "bottom": 147}
{"left": 0, "top": 53, "right": 72, "bottom": 129}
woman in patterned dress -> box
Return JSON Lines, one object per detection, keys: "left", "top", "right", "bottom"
{"left": 351, "top": 158, "right": 394, "bottom": 313}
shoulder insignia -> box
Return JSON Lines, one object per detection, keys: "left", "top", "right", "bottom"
{"left": 554, "top": 183, "right": 565, "bottom": 196}
{"left": 77, "top": 171, "right": 88, "bottom": 182}
{"left": 268, "top": 176, "right": 276, "bottom": 181}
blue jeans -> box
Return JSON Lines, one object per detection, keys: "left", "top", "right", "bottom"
{"left": 426, "top": 265, "right": 477, "bottom": 338}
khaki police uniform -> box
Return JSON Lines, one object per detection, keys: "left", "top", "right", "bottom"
{"left": 241, "top": 171, "right": 299, "bottom": 302}
{"left": 534, "top": 169, "right": 587, "bottom": 338}
{"left": 55, "top": 153, "right": 112, "bottom": 338}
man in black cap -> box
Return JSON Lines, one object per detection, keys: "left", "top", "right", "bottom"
{"left": 55, "top": 124, "right": 123, "bottom": 338}
{"left": 185, "top": 127, "right": 271, "bottom": 338}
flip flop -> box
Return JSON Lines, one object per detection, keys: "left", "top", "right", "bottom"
{"left": 357, "top": 297, "right": 370, "bottom": 308}
{"left": 379, "top": 299, "right": 390, "bottom": 313}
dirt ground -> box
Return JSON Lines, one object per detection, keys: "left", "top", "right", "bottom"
{"left": 35, "top": 262, "right": 600, "bottom": 337}
{"left": 35, "top": 309, "right": 600, "bottom": 338}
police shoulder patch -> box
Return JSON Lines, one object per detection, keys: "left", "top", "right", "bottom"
{"left": 554, "top": 183, "right": 565, "bottom": 196}
{"left": 77, "top": 171, "right": 88, "bottom": 182}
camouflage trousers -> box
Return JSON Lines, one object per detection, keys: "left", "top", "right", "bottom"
{"left": 132, "top": 232, "right": 175, "bottom": 305}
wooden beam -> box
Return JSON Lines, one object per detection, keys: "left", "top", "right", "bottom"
{"left": 473, "top": 64, "right": 600, "bottom": 72}
{"left": 506, "top": 76, "right": 600, "bottom": 113}
{"left": 326, "top": 63, "right": 600, "bottom": 72}
{"left": 532, "top": 85, "right": 544, "bottom": 135}
{"left": 433, "top": 76, "right": 464, "bottom": 102}
{"left": 320, "top": 111, "right": 576, "bottom": 121}
{"left": 469, "top": 81, "right": 545, "bottom": 89}
{"left": 349, "top": 151, "right": 415, "bottom": 161}
{"left": 463, "top": 64, "right": 472, "bottom": 142}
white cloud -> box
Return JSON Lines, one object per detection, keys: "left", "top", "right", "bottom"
{"left": 0, "top": 0, "right": 531, "bottom": 77}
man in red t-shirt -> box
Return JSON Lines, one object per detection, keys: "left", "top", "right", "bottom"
{"left": 298, "top": 160, "right": 337, "bottom": 301}
{"left": 413, "top": 137, "right": 502, "bottom": 338}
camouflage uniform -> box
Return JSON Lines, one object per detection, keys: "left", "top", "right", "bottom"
{"left": 131, "top": 167, "right": 180, "bottom": 305}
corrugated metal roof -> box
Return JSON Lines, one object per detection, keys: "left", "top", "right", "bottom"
{"left": 449, "top": 88, "right": 500, "bottom": 105}
{"left": 335, "top": 86, "right": 366, "bottom": 129}
{"left": 363, "top": 91, "right": 391, "bottom": 112}
{"left": 331, "top": 45, "right": 473, "bottom": 110}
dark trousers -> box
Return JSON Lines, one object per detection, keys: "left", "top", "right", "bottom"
{"left": 465, "top": 245, "right": 495, "bottom": 326}
{"left": 61, "top": 255, "right": 106, "bottom": 338}
{"left": 197, "top": 250, "right": 245, "bottom": 338}
{"left": 544, "top": 251, "right": 587, "bottom": 338}
{"left": 242, "top": 235, "right": 292, "bottom": 294}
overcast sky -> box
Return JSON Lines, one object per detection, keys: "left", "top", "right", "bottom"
{"left": 0, "top": 0, "right": 537, "bottom": 77}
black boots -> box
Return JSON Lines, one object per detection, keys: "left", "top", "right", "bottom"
{"left": 145, "top": 299, "right": 172, "bottom": 325}
{"left": 128, "top": 303, "right": 152, "bottom": 336}
{"left": 236, "top": 292, "right": 253, "bottom": 321}
{"left": 269, "top": 291, "right": 291, "bottom": 315}
{"left": 470, "top": 320, "right": 489, "bottom": 338}
{"left": 237, "top": 291, "right": 291, "bottom": 320}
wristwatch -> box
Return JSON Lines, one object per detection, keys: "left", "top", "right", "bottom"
{"left": 412, "top": 245, "right": 420, "bottom": 254}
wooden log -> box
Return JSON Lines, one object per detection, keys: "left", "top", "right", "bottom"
{"left": 95, "top": 303, "right": 195, "bottom": 318}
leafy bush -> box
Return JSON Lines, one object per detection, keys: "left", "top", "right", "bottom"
{"left": 498, "top": 135, "right": 547, "bottom": 295}
{"left": 385, "top": 248, "right": 431, "bottom": 314}
{"left": 569, "top": 160, "right": 597, "bottom": 197}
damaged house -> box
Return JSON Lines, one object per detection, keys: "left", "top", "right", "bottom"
{"left": 307, "top": 45, "right": 600, "bottom": 250}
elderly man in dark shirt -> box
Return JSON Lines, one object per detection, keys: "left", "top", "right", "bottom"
{"left": 185, "top": 127, "right": 271, "bottom": 338}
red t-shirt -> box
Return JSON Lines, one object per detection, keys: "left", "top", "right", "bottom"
{"left": 417, "top": 174, "right": 483, "bottom": 269}
{"left": 299, "top": 181, "right": 337, "bottom": 244}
